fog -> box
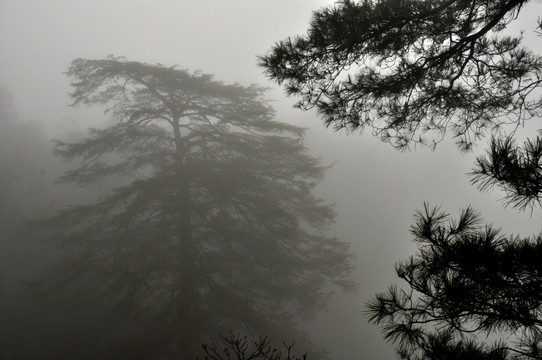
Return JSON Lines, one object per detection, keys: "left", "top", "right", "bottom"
{"left": 1, "top": 1, "right": 541, "bottom": 359}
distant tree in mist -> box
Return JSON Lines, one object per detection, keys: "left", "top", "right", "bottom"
{"left": 31, "top": 57, "right": 355, "bottom": 359}
{"left": 0, "top": 87, "right": 52, "bottom": 221}
{"left": 0, "top": 87, "right": 17, "bottom": 125}
{"left": 0, "top": 87, "right": 63, "bottom": 360}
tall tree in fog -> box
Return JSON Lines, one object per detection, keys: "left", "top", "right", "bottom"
{"left": 261, "top": 0, "right": 542, "bottom": 359}
{"left": 34, "top": 57, "right": 354, "bottom": 359}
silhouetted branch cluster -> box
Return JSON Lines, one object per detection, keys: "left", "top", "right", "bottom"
{"left": 471, "top": 133, "right": 542, "bottom": 211}
{"left": 200, "top": 333, "right": 307, "bottom": 360}
{"left": 262, "top": 1, "right": 542, "bottom": 359}
{"left": 367, "top": 203, "right": 542, "bottom": 360}
{"left": 260, "top": 0, "right": 542, "bottom": 151}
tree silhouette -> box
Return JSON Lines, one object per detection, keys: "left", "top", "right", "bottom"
{"left": 366, "top": 203, "right": 542, "bottom": 360}
{"left": 471, "top": 135, "right": 542, "bottom": 210}
{"left": 0, "top": 88, "right": 64, "bottom": 360}
{"left": 32, "top": 57, "right": 354, "bottom": 359}
{"left": 260, "top": 1, "right": 542, "bottom": 358}
{"left": 261, "top": 0, "right": 542, "bottom": 211}
{"left": 260, "top": 0, "right": 540, "bottom": 150}
{"left": 200, "top": 332, "right": 307, "bottom": 360}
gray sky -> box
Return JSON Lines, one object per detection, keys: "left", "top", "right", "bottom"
{"left": 1, "top": 1, "right": 541, "bottom": 359}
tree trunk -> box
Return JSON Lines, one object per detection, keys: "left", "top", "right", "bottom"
{"left": 171, "top": 116, "right": 199, "bottom": 358}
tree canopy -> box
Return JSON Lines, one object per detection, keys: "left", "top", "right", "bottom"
{"left": 260, "top": 0, "right": 541, "bottom": 151}
{"left": 261, "top": 1, "right": 542, "bottom": 359}
{"left": 367, "top": 204, "right": 542, "bottom": 360}
{"left": 32, "top": 57, "right": 354, "bottom": 359}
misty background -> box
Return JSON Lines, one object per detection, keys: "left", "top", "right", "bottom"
{"left": 1, "top": 1, "right": 541, "bottom": 359}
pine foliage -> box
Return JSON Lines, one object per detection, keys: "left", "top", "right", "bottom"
{"left": 260, "top": 0, "right": 541, "bottom": 151}
{"left": 367, "top": 203, "right": 542, "bottom": 360}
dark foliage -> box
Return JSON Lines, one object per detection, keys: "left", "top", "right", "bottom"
{"left": 261, "top": 1, "right": 542, "bottom": 359}
{"left": 367, "top": 203, "right": 542, "bottom": 360}
{"left": 30, "top": 57, "right": 355, "bottom": 359}
{"left": 199, "top": 332, "right": 307, "bottom": 360}
{"left": 261, "top": 0, "right": 542, "bottom": 211}
{"left": 260, "top": 0, "right": 541, "bottom": 151}
{"left": 471, "top": 133, "right": 542, "bottom": 210}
